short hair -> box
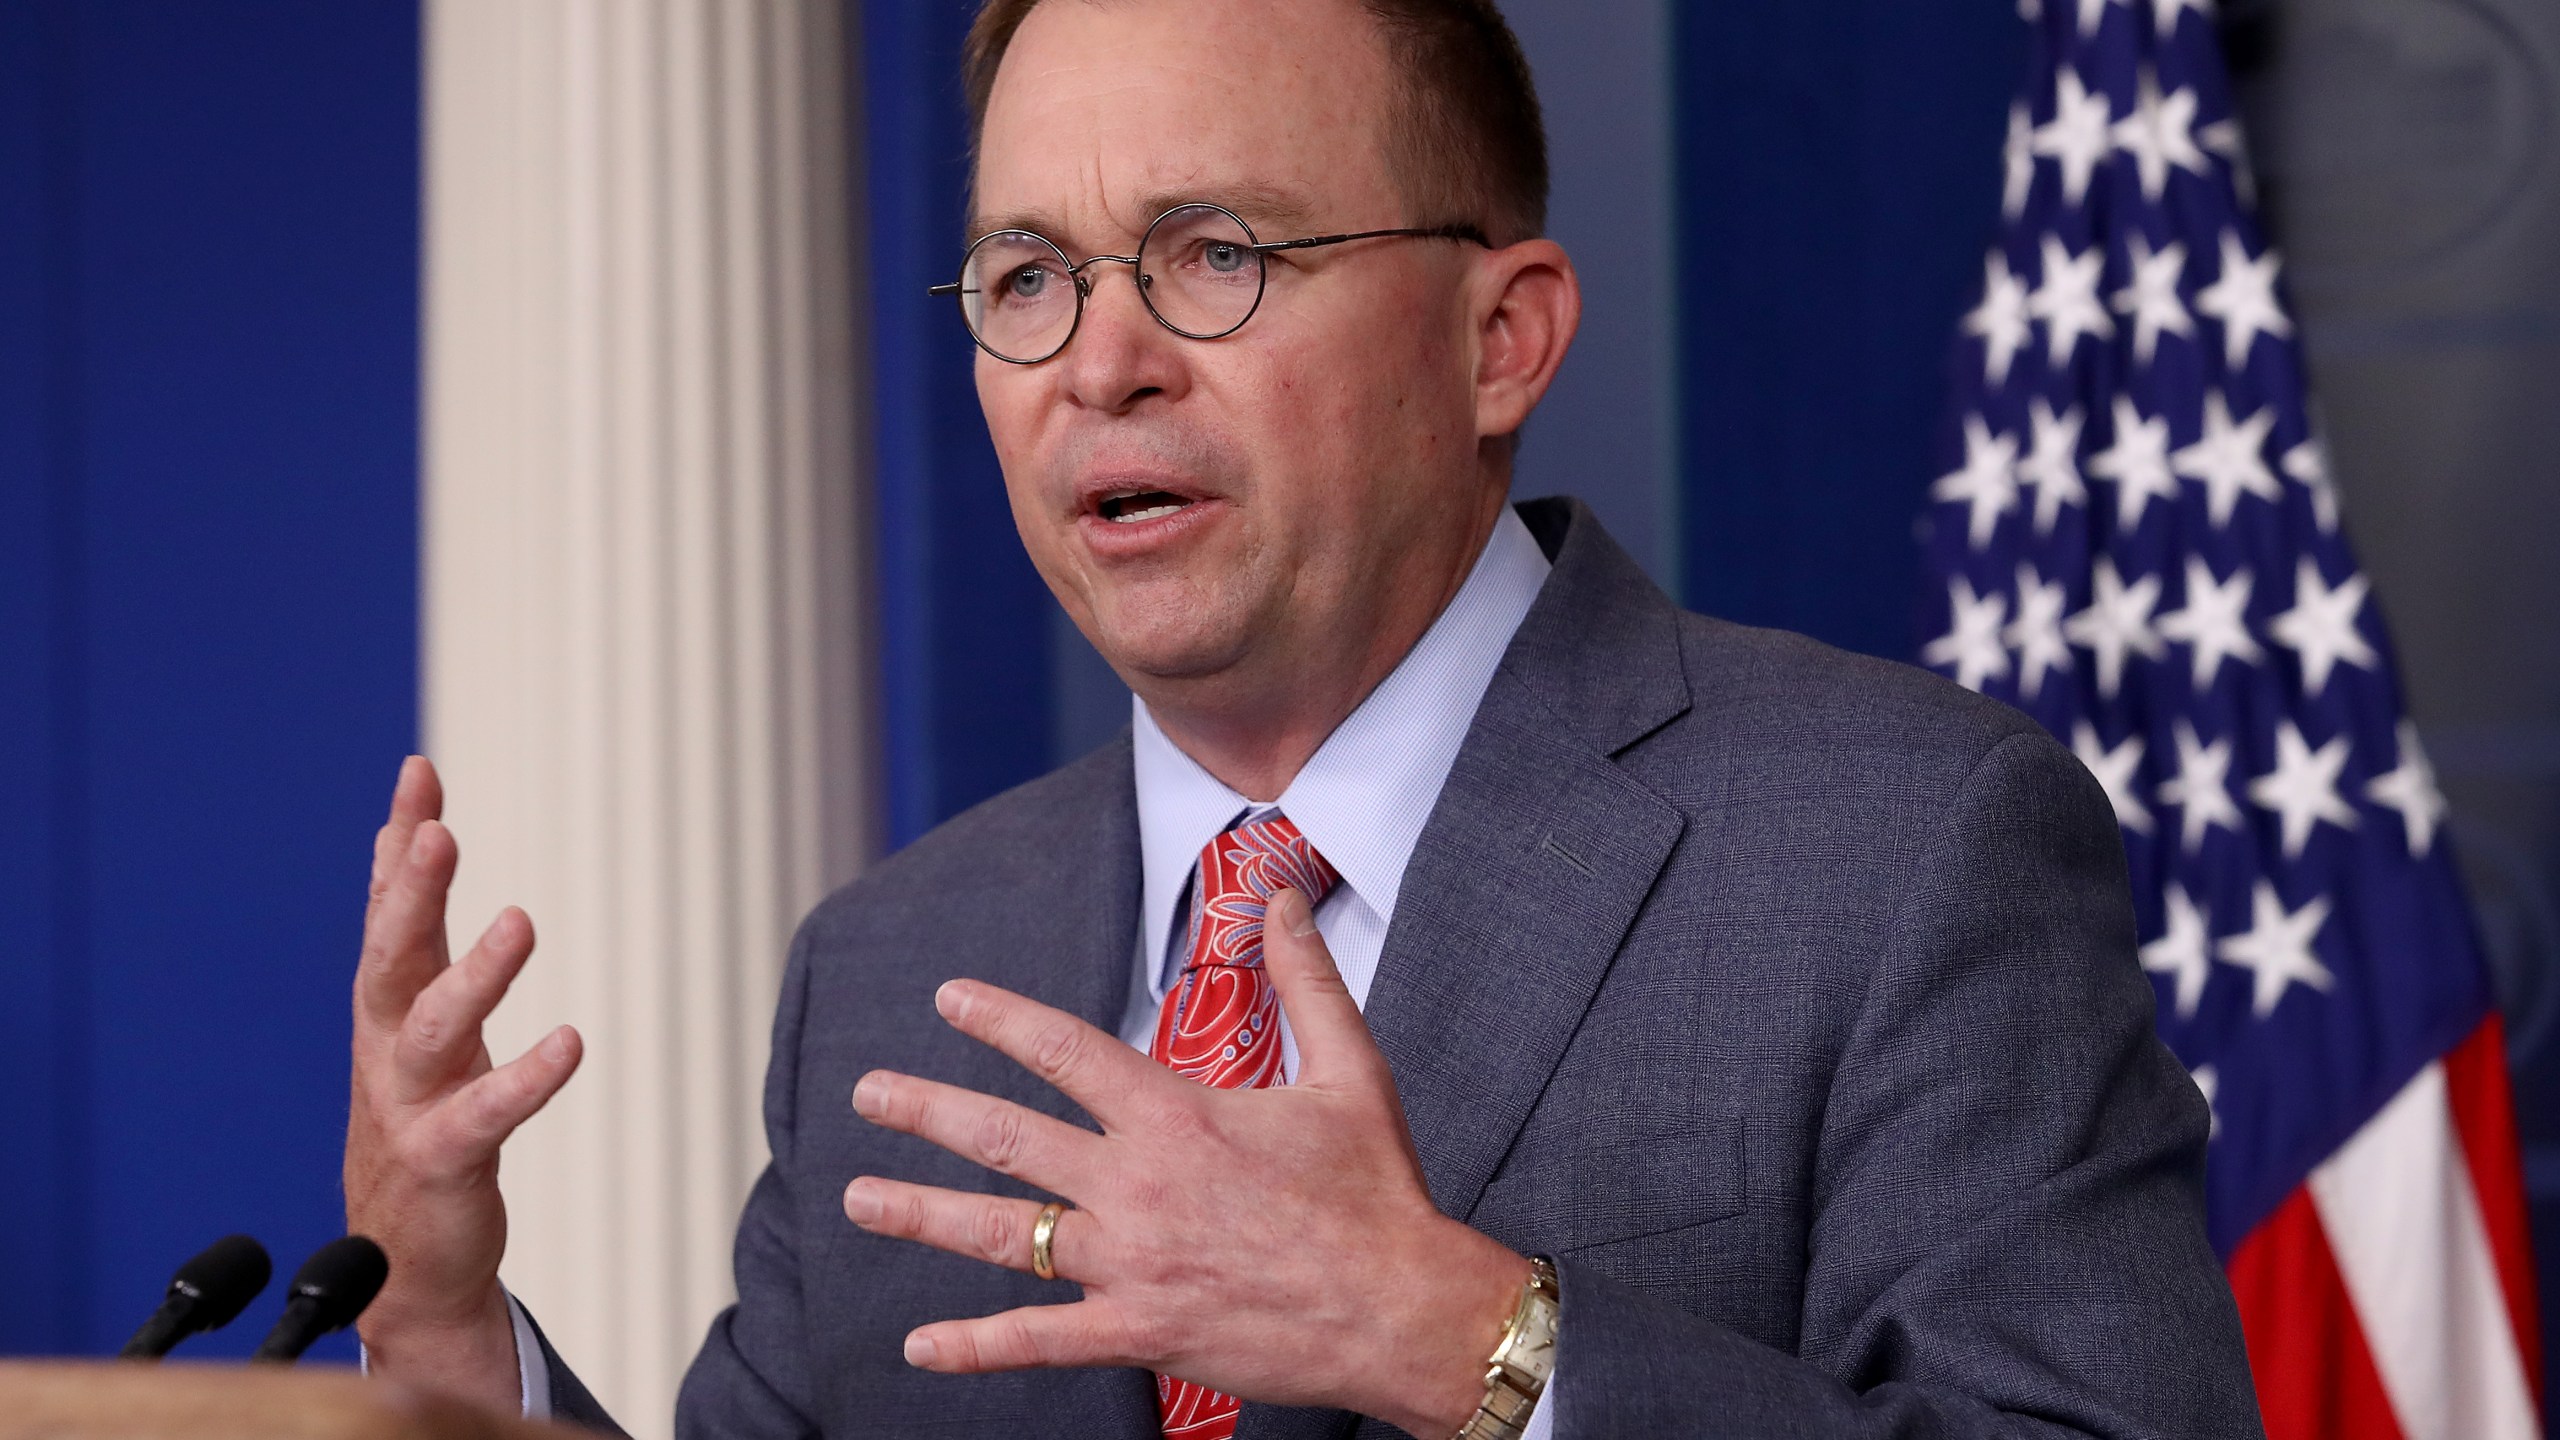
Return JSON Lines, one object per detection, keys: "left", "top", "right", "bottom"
{"left": 962, "top": 0, "right": 1549, "bottom": 245}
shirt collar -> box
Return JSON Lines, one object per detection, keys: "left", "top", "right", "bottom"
{"left": 1131, "top": 505, "right": 1551, "bottom": 975}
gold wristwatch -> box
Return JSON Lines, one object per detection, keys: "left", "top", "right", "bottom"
{"left": 1452, "top": 1256, "right": 1559, "bottom": 1440}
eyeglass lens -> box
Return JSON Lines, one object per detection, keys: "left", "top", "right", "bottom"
{"left": 957, "top": 204, "right": 1265, "bottom": 363}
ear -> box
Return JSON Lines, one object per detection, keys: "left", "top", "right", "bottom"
{"left": 1467, "top": 239, "right": 1581, "bottom": 444}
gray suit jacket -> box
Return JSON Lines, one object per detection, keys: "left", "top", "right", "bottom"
{"left": 539, "top": 498, "right": 2263, "bottom": 1438}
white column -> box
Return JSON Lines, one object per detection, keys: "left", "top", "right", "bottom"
{"left": 421, "top": 1, "right": 872, "bottom": 1431}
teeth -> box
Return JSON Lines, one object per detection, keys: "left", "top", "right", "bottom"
{"left": 1110, "top": 502, "right": 1184, "bottom": 524}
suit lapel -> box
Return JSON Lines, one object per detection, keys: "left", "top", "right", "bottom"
{"left": 1363, "top": 711, "right": 1686, "bottom": 1225}
{"left": 1238, "top": 502, "right": 1695, "bottom": 1440}
{"left": 1367, "top": 498, "right": 1694, "bottom": 1227}
{"left": 1024, "top": 735, "right": 1163, "bottom": 1440}
{"left": 1062, "top": 733, "right": 1143, "bottom": 1037}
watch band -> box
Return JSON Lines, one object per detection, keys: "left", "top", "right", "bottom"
{"left": 1451, "top": 1257, "right": 1559, "bottom": 1440}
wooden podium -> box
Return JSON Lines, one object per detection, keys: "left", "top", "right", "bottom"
{"left": 0, "top": 1362, "right": 581, "bottom": 1439}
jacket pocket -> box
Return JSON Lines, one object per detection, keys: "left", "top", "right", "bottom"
{"left": 1479, "top": 1105, "right": 1748, "bottom": 1254}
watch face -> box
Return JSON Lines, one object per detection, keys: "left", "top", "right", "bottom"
{"left": 1508, "top": 1295, "right": 1559, "bottom": 1381}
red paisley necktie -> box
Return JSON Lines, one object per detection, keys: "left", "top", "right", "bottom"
{"left": 1146, "top": 813, "right": 1338, "bottom": 1439}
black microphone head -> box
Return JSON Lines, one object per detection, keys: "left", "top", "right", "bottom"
{"left": 170, "top": 1234, "right": 272, "bottom": 1332}
{"left": 285, "top": 1235, "right": 390, "bottom": 1334}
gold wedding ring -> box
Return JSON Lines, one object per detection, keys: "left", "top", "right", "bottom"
{"left": 1030, "top": 1201, "right": 1066, "bottom": 1281}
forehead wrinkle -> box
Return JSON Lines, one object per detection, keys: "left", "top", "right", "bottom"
{"left": 1132, "top": 182, "right": 1321, "bottom": 236}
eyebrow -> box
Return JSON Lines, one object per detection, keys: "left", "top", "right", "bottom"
{"left": 967, "top": 180, "right": 1325, "bottom": 249}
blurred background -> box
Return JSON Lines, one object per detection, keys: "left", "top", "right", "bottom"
{"left": 1, "top": 0, "right": 2551, "bottom": 1432}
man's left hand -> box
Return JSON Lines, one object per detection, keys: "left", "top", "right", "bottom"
{"left": 841, "top": 885, "right": 1529, "bottom": 1437}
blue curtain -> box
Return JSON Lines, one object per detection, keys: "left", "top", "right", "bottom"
{"left": 0, "top": 0, "right": 419, "bottom": 1360}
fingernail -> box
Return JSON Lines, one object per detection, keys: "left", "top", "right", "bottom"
{"left": 904, "top": 1332, "right": 938, "bottom": 1368}
{"left": 852, "top": 1073, "right": 886, "bottom": 1116}
{"left": 935, "top": 982, "right": 968, "bottom": 1021}
{"left": 1277, "top": 888, "right": 1320, "bottom": 938}
{"left": 541, "top": 1028, "right": 572, "bottom": 1063}
{"left": 844, "top": 1179, "right": 882, "bottom": 1225}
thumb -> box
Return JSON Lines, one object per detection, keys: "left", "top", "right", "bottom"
{"left": 1261, "top": 888, "right": 1384, "bottom": 1088}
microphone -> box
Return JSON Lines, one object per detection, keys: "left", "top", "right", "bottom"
{"left": 250, "top": 1235, "right": 390, "bottom": 1363}
{"left": 121, "top": 1234, "right": 273, "bottom": 1359}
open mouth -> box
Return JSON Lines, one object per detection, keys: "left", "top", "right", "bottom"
{"left": 1094, "top": 489, "right": 1194, "bottom": 525}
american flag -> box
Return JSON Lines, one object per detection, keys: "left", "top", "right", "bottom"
{"left": 1920, "top": 2, "right": 2544, "bottom": 1436}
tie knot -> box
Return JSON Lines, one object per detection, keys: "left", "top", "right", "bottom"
{"left": 1186, "top": 813, "right": 1337, "bottom": 972}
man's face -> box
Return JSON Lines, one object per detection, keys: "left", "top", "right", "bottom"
{"left": 973, "top": 0, "right": 1495, "bottom": 692}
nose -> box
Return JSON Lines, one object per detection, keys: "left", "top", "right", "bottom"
{"left": 1060, "top": 259, "right": 1189, "bottom": 414}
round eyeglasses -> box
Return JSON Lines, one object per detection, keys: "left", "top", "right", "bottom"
{"left": 929, "top": 202, "right": 1490, "bottom": 365}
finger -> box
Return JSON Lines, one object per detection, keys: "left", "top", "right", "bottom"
{"left": 356, "top": 818, "right": 458, "bottom": 1030}
{"left": 1260, "top": 887, "right": 1388, "bottom": 1089}
{"left": 391, "top": 907, "right": 536, "bottom": 1101}
{"left": 423, "top": 1025, "right": 582, "bottom": 1165}
{"left": 367, "top": 756, "right": 444, "bottom": 920}
{"left": 842, "top": 1178, "right": 1106, "bottom": 1281}
{"left": 904, "top": 1302, "right": 1121, "bottom": 1374}
{"left": 933, "top": 980, "right": 1159, "bottom": 1129}
{"left": 851, "top": 1070, "right": 1101, "bottom": 1196}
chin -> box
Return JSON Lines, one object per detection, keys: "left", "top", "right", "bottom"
{"left": 1082, "top": 588, "right": 1261, "bottom": 684}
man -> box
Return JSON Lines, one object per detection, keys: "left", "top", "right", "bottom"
{"left": 345, "top": 0, "right": 2265, "bottom": 1435}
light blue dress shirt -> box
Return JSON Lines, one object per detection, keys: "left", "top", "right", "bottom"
{"left": 1119, "top": 505, "right": 1560, "bottom": 1438}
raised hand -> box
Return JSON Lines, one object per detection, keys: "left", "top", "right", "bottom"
{"left": 840, "top": 886, "right": 1529, "bottom": 1438}
{"left": 343, "top": 756, "right": 581, "bottom": 1413}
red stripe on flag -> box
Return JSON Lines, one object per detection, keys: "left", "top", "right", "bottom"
{"left": 2228, "top": 1186, "right": 2407, "bottom": 1440}
{"left": 2444, "top": 1012, "right": 2545, "bottom": 1407}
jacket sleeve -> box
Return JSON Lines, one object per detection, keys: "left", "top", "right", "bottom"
{"left": 1551, "top": 729, "right": 2265, "bottom": 1439}
{"left": 524, "top": 1302, "right": 625, "bottom": 1435}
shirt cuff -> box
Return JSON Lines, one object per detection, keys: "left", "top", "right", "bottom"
{"left": 506, "top": 1288, "right": 553, "bottom": 1421}
{"left": 352, "top": 1289, "right": 551, "bottom": 1422}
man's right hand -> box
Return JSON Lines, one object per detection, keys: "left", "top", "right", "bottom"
{"left": 344, "top": 756, "right": 583, "bottom": 1415}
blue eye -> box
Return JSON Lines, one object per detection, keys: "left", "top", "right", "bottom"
{"left": 1007, "top": 265, "right": 1051, "bottom": 298}
{"left": 1204, "top": 242, "right": 1248, "bottom": 274}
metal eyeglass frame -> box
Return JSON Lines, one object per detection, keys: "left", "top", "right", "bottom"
{"left": 928, "top": 201, "right": 1491, "bottom": 365}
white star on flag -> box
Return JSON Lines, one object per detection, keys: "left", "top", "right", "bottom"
{"left": 2033, "top": 68, "right": 2115, "bottom": 205}
{"left": 2197, "top": 116, "right": 2255, "bottom": 206}
{"left": 2003, "top": 103, "right": 2036, "bottom": 219}
{"left": 2064, "top": 557, "right": 2165, "bottom": 698}
{"left": 2190, "top": 1061, "right": 2219, "bottom": 1139}
{"left": 2268, "top": 557, "right": 2377, "bottom": 696}
{"left": 2194, "top": 228, "right": 2292, "bottom": 370}
{"left": 2249, "top": 719, "right": 2358, "bottom": 859}
{"left": 2143, "top": 883, "right": 2213, "bottom": 1018}
{"left": 1964, "top": 251, "right": 2034, "bottom": 387}
{"left": 2017, "top": 398, "right": 2089, "bottom": 534}
{"left": 2281, "top": 435, "right": 2340, "bottom": 533}
{"left": 2172, "top": 391, "right": 2282, "bottom": 528}
{"left": 2088, "top": 397, "right": 2180, "bottom": 529}
{"left": 2216, "top": 879, "right": 2334, "bottom": 1018}
{"left": 2159, "top": 718, "right": 2245, "bottom": 852}
{"left": 2367, "top": 719, "right": 2449, "bottom": 857}
{"left": 2112, "top": 235, "right": 2192, "bottom": 366}
{"left": 2030, "top": 234, "right": 2116, "bottom": 365}
{"left": 1924, "top": 577, "right": 2012, "bottom": 692}
{"left": 2111, "top": 69, "right": 2208, "bottom": 202}
{"left": 2074, "top": 721, "right": 2154, "bottom": 833}
{"left": 1934, "top": 413, "right": 2020, "bottom": 548}
{"left": 2156, "top": 556, "right": 2263, "bottom": 687}
{"left": 2006, "top": 564, "right": 2073, "bottom": 700}
{"left": 2154, "top": 0, "right": 2215, "bottom": 36}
